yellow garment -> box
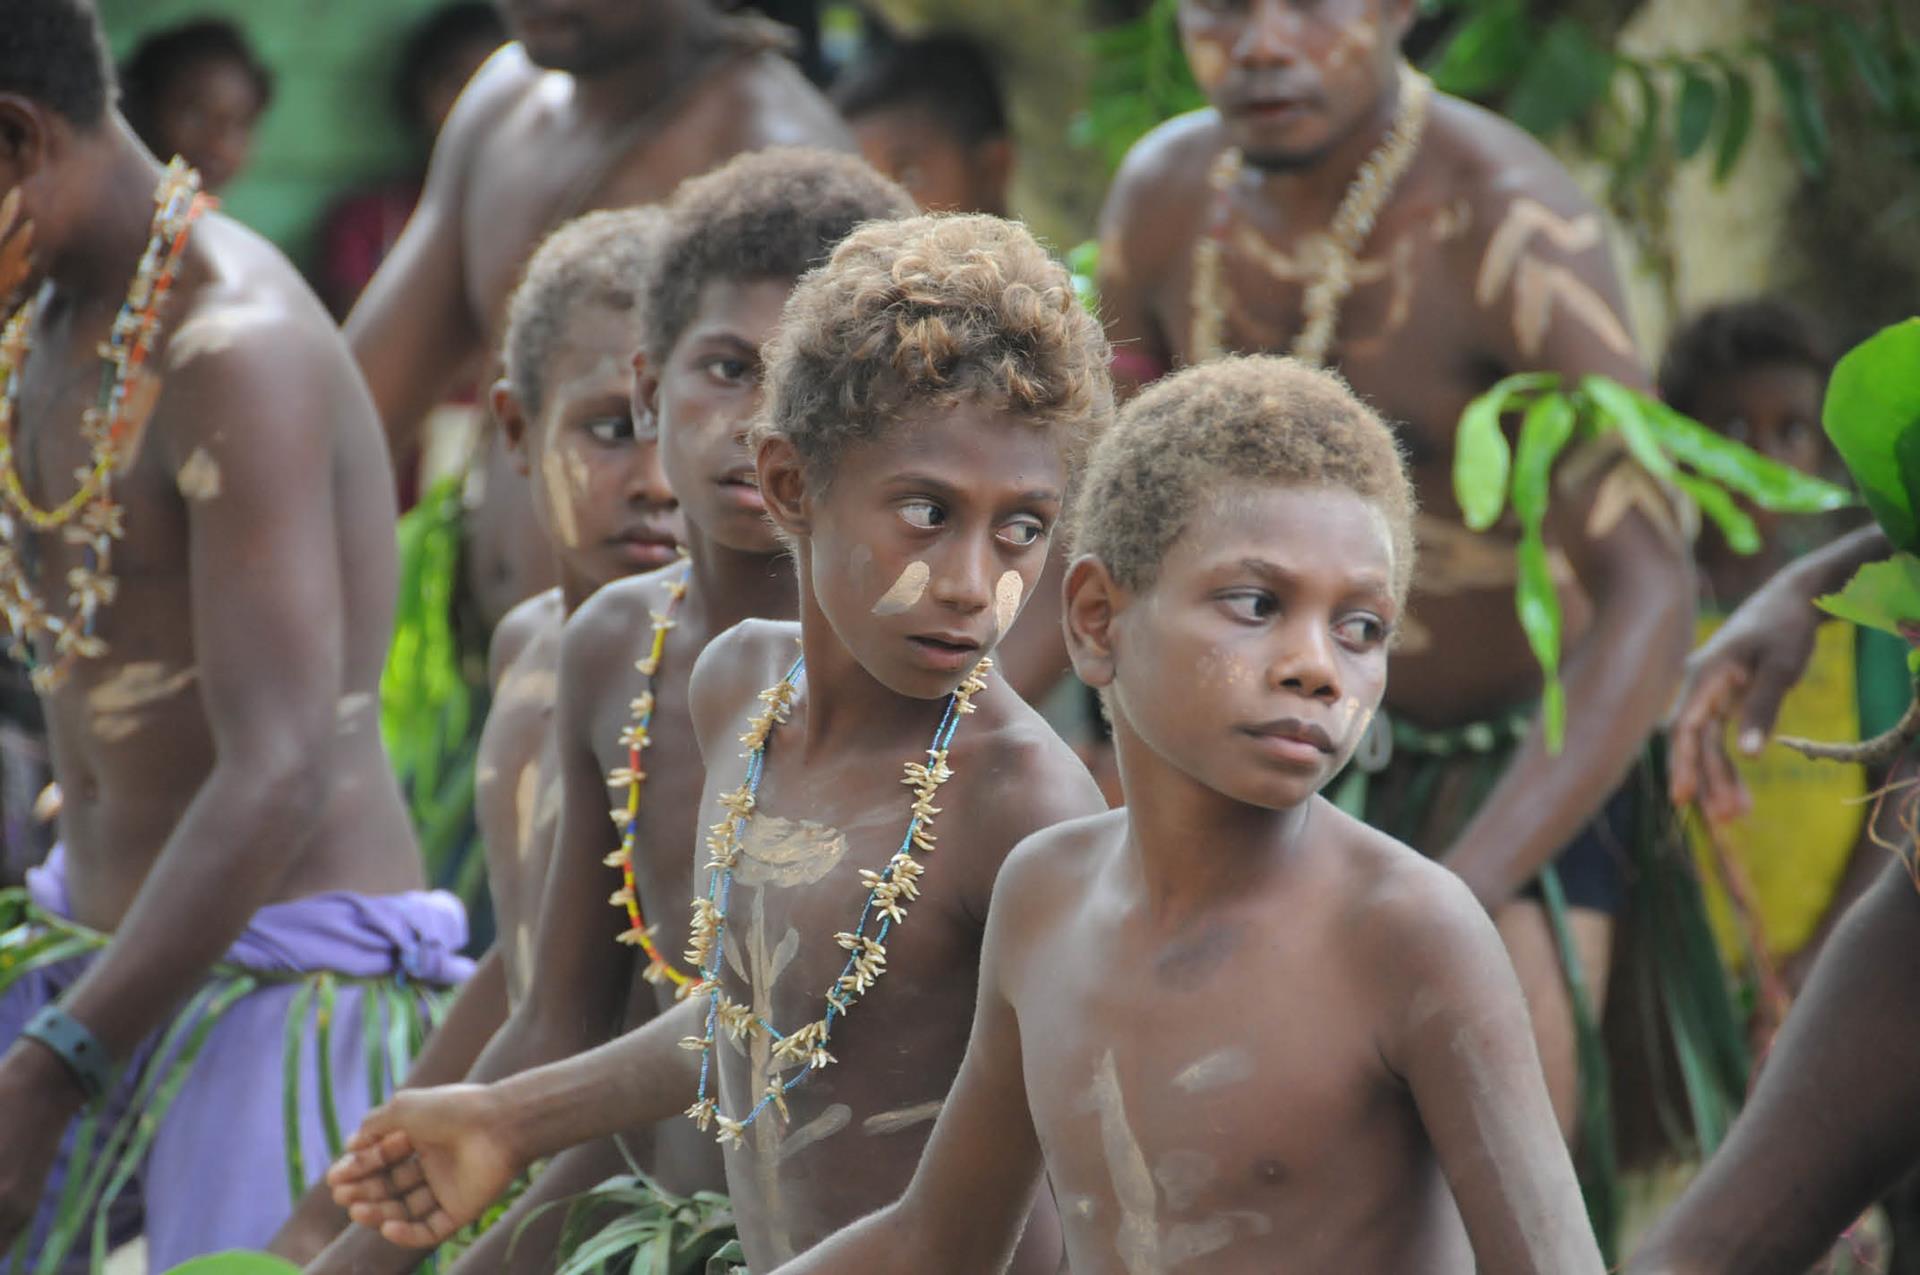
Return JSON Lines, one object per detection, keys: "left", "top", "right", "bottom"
{"left": 1688, "top": 618, "right": 1867, "bottom": 965}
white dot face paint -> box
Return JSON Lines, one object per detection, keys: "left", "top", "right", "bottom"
{"left": 993, "top": 570, "right": 1024, "bottom": 637}
{"left": 872, "top": 560, "right": 930, "bottom": 616}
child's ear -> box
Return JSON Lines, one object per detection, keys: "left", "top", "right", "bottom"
{"left": 491, "top": 379, "right": 534, "bottom": 477}
{"left": 630, "top": 349, "right": 660, "bottom": 426}
{"left": 755, "top": 433, "right": 812, "bottom": 538}
{"left": 1063, "top": 554, "right": 1125, "bottom": 689}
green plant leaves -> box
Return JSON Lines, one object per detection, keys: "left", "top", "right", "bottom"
{"left": 1426, "top": 0, "right": 1532, "bottom": 97}
{"left": 1823, "top": 318, "right": 1920, "bottom": 551}
{"left": 1815, "top": 554, "right": 1920, "bottom": 636}
{"left": 1504, "top": 19, "right": 1617, "bottom": 137}
{"left": 1452, "top": 372, "right": 1557, "bottom": 529}
{"left": 1631, "top": 394, "right": 1854, "bottom": 514}
{"left": 1675, "top": 66, "right": 1718, "bottom": 159}
{"left": 1512, "top": 395, "right": 1578, "bottom": 749}
{"left": 162, "top": 1256, "right": 302, "bottom": 1275}
{"left": 1767, "top": 50, "right": 1831, "bottom": 176}
{"left": 1713, "top": 61, "right": 1755, "bottom": 181}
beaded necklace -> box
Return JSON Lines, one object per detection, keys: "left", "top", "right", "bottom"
{"left": 0, "top": 158, "right": 209, "bottom": 692}
{"left": 682, "top": 654, "right": 991, "bottom": 1147}
{"left": 606, "top": 566, "right": 694, "bottom": 991}
{"left": 1190, "top": 67, "right": 1431, "bottom": 368}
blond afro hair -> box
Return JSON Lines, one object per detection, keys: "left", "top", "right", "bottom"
{"left": 755, "top": 212, "right": 1114, "bottom": 481}
{"left": 1072, "top": 355, "right": 1416, "bottom": 604}
{"left": 503, "top": 206, "right": 666, "bottom": 413}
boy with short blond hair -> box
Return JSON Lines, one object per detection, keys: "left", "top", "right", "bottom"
{"left": 776, "top": 354, "right": 1602, "bottom": 1275}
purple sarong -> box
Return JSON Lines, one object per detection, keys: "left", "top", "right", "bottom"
{"left": 1, "top": 846, "right": 473, "bottom": 1271}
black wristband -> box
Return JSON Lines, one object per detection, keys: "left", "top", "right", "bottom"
{"left": 22, "top": 1004, "right": 111, "bottom": 1102}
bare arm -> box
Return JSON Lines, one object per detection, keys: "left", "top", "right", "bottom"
{"left": 344, "top": 51, "right": 520, "bottom": 463}
{"left": 1627, "top": 858, "right": 1920, "bottom": 1275}
{"left": 766, "top": 847, "right": 1050, "bottom": 1275}
{"left": 1440, "top": 176, "right": 1694, "bottom": 908}
{"left": 1380, "top": 865, "right": 1604, "bottom": 1273}
{"left": 1095, "top": 123, "right": 1184, "bottom": 397}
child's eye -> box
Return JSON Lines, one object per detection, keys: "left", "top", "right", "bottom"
{"left": 900, "top": 500, "right": 945, "bottom": 531}
{"left": 705, "top": 357, "right": 752, "bottom": 385}
{"left": 997, "top": 517, "right": 1046, "bottom": 549}
{"left": 584, "top": 416, "right": 635, "bottom": 445}
{"left": 1335, "top": 614, "right": 1387, "bottom": 648}
{"left": 1220, "top": 589, "right": 1277, "bottom": 623}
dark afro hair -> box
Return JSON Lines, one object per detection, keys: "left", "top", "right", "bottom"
{"left": 1, "top": 0, "right": 114, "bottom": 127}
{"left": 1071, "top": 355, "right": 1416, "bottom": 606}
{"left": 832, "top": 31, "right": 1009, "bottom": 147}
{"left": 754, "top": 212, "right": 1112, "bottom": 484}
{"left": 395, "top": 2, "right": 504, "bottom": 128}
{"left": 1658, "top": 298, "right": 1830, "bottom": 418}
{"left": 121, "top": 19, "right": 274, "bottom": 149}
{"left": 641, "top": 146, "right": 916, "bottom": 364}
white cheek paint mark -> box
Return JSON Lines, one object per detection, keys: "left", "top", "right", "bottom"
{"left": 542, "top": 458, "right": 580, "bottom": 547}
{"left": 1171, "top": 1048, "right": 1254, "bottom": 1094}
{"left": 175, "top": 448, "right": 222, "bottom": 501}
{"left": 871, "top": 560, "right": 929, "bottom": 616}
{"left": 862, "top": 1100, "right": 945, "bottom": 1136}
{"left": 993, "top": 569, "right": 1024, "bottom": 637}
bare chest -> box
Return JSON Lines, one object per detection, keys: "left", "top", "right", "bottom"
{"left": 475, "top": 640, "right": 562, "bottom": 987}
{"left": 1155, "top": 185, "right": 1488, "bottom": 484}
{"left": 1014, "top": 902, "right": 1438, "bottom": 1272}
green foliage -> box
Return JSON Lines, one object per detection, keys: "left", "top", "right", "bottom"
{"left": 1822, "top": 319, "right": 1920, "bottom": 552}
{"left": 1420, "top": 0, "right": 1919, "bottom": 182}
{"left": 1452, "top": 375, "right": 1854, "bottom": 751}
{"left": 1817, "top": 554, "right": 1920, "bottom": 637}
{"left": 1074, "top": 0, "right": 1205, "bottom": 172}
{"left": 538, "top": 1170, "right": 737, "bottom": 1275}
{"left": 161, "top": 1256, "right": 303, "bottom": 1275}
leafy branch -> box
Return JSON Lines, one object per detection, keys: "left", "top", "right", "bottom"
{"left": 1452, "top": 374, "right": 1854, "bottom": 750}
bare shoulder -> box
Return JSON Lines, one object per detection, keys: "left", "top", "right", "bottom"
{"left": 490, "top": 588, "right": 564, "bottom": 689}
{"left": 560, "top": 565, "right": 685, "bottom": 684}
{"left": 435, "top": 43, "right": 542, "bottom": 161}
{"left": 709, "top": 49, "right": 852, "bottom": 150}
{"left": 1106, "top": 108, "right": 1221, "bottom": 228}
{"left": 686, "top": 617, "right": 802, "bottom": 759}
{"left": 1320, "top": 800, "right": 1517, "bottom": 1038}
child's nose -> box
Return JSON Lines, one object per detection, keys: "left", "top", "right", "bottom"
{"left": 625, "top": 443, "right": 672, "bottom": 506}
{"left": 930, "top": 534, "right": 994, "bottom": 614}
{"left": 1268, "top": 622, "right": 1341, "bottom": 703}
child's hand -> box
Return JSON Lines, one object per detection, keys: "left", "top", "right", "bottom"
{"left": 326, "top": 1084, "right": 522, "bottom": 1248}
{"left": 0, "top": 188, "right": 35, "bottom": 310}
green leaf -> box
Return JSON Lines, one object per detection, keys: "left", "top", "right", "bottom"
{"left": 1814, "top": 553, "right": 1920, "bottom": 635}
{"left": 282, "top": 977, "right": 318, "bottom": 1207}
{"left": 1425, "top": 0, "right": 1532, "bottom": 98}
{"left": 1672, "top": 472, "right": 1761, "bottom": 554}
{"left": 1713, "top": 62, "right": 1755, "bottom": 181}
{"left": 1832, "top": 14, "right": 1896, "bottom": 110}
{"left": 1767, "top": 50, "right": 1831, "bottom": 176}
{"left": 1453, "top": 373, "right": 1560, "bottom": 528}
{"left": 1579, "top": 375, "right": 1678, "bottom": 485}
{"left": 1510, "top": 394, "right": 1577, "bottom": 753}
{"left": 1823, "top": 318, "right": 1920, "bottom": 550}
{"left": 163, "top": 1256, "right": 302, "bottom": 1275}
{"left": 1620, "top": 63, "right": 1662, "bottom": 185}
{"left": 1504, "top": 19, "right": 1617, "bottom": 137}
{"left": 1674, "top": 65, "right": 1718, "bottom": 159}
{"left": 1513, "top": 394, "right": 1579, "bottom": 525}
{"left": 1629, "top": 392, "right": 1855, "bottom": 514}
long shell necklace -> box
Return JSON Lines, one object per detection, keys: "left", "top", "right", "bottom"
{"left": 606, "top": 564, "right": 695, "bottom": 991}
{"left": 682, "top": 654, "right": 992, "bottom": 1147}
{"left": 0, "top": 158, "right": 209, "bottom": 692}
{"left": 1190, "top": 67, "right": 1431, "bottom": 368}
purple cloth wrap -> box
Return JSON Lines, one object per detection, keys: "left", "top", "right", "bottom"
{"left": 2, "top": 846, "right": 473, "bottom": 1271}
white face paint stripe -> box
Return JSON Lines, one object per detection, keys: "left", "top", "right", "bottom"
{"left": 993, "top": 570, "right": 1024, "bottom": 636}
{"left": 872, "top": 560, "right": 930, "bottom": 616}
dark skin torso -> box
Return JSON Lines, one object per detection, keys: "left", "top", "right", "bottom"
{"left": 1101, "top": 100, "right": 1645, "bottom": 726}
{"left": 349, "top": 41, "right": 849, "bottom": 627}
{"left": 16, "top": 212, "right": 419, "bottom": 928}
{"left": 1012, "top": 813, "right": 1470, "bottom": 1273}
{"left": 693, "top": 619, "right": 1094, "bottom": 1273}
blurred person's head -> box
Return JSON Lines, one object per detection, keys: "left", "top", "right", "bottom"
{"left": 120, "top": 18, "right": 272, "bottom": 193}
{"left": 833, "top": 31, "right": 1012, "bottom": 217}
{"left": 1177, "top": 0, "right": 1416, "bottom": 173}
{"left": 1660, "top": 298, "right": 1833, "bottom": 554}
{"left": 399, "top": 3, "right": 506, "bottom": 143}
{"left": 495, "top": 0, "right": 671, "bottom": 73}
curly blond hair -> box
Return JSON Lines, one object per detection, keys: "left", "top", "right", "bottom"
{"left": 503, "top": 207, "right": 666, "bottom": 413}
{"left": 1072, "top": 355, "right": 1416, "bottom": 604}
{"left": 755, "top": 213, "right": 1114, "bottom": 482}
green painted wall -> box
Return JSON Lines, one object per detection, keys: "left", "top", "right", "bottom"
{"left": 99, "top": 0, "right": 477, "bottom": 273}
